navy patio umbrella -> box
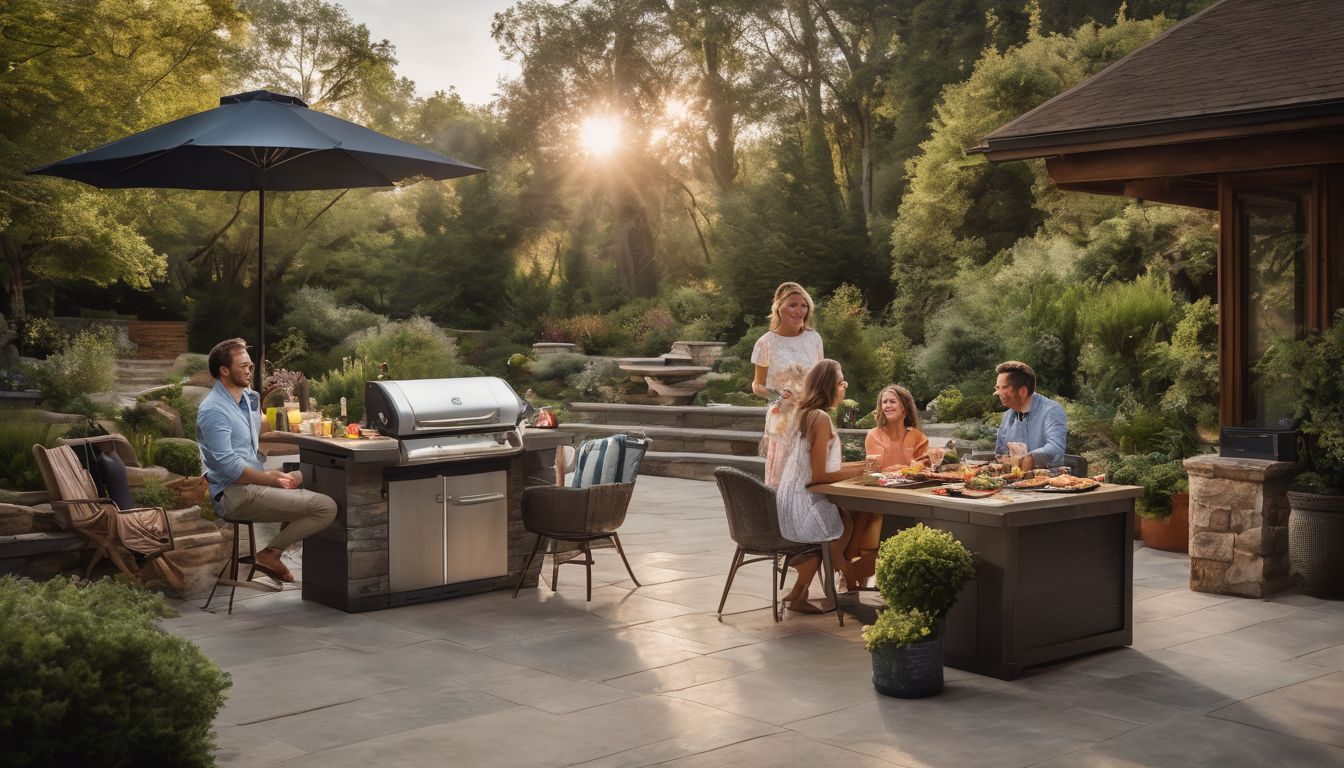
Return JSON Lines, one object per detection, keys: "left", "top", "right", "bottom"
{"left": 28, "top": 90, "right": 485, "bottom": 385}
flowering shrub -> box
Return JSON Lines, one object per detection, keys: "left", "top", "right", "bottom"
{"left": 264, "top": 368, "right": 304, "bottom": 400}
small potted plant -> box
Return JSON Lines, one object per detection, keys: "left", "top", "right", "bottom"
{"left": 1256, "top": 312, "right": 1344, "bottom": 597}
{"left": 1108, "top": 453, "right": 1189, "bottom": 552}
{"left": 863, "top": 523, "right": 975, "bottom": 698}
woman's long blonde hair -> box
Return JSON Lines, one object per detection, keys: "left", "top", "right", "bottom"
{"left": 874, "top": 384, "right": 920, "bottom": 430}
{"left": 769, "top": 282, "right": 816, "bottom": 332}
{"left": 789, "top": 359, "right": 843, "bottom": 437}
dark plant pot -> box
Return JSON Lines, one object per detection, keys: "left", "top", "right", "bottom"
{"left": 871, "top": 636, "right": 943, "bottom": 698}
{"left": 1140, "top": 492, "right": 1189, "bottom": 553}
{"left": 1287, "top": 491, "right": 1344, "bottom": 598}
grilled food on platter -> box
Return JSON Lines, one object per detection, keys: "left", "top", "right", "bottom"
{"left": 964, "top": 474, "right": 1006, "bottom": 491}
{"left": 1010, "top": 475, "right": 1051, "bottom": 489}
{"left": 1046, "top": 474, "right": 1100, "bottom": 489}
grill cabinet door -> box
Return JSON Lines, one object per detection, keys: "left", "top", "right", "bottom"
{"left": 444, "top": 470, "right": 509, "bottom": 583}
{"left": 388, "top": 476, "right": 447, "bottom": 592}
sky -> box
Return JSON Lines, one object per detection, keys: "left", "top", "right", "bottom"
{"left": 336, "top": 0, "right": 521, "bottom": 106}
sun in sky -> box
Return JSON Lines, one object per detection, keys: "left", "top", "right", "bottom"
{"left": 579, "top": 114, "right": 621, "bottom": 157}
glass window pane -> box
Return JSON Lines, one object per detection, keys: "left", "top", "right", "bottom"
{"left": 1239, "top": 186, "right": 1307, "bottom": 428}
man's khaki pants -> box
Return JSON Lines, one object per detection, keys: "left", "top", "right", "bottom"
{"left": 219, "top": 484, "right": 337, "bottom": 551}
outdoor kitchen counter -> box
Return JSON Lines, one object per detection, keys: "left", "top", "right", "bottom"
{"left": 817, "top": 479, "right": 1141, "bottom": 680}
{"left": 294, "top": 428, "right": 570, "bottom": 613}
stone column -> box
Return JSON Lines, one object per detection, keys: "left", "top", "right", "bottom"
{"left": 1185, "top": 455, "right": 1296, "bottom": 597}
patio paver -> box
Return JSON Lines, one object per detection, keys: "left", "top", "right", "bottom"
{"left": 160, "top": 475, "right": 1344, "bottom": 767}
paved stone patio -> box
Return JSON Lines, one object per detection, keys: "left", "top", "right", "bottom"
{"left": 161, "top": 475, "right": 1344, "bottom": 767}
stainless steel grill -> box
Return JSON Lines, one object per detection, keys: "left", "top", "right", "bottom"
{"left": 365, "top": 377, "right": 527, "bottom": 464}
{"left": 360, "top": 376, "right": 530, "bottom": 599}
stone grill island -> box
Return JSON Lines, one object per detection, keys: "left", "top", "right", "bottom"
{"left": 291, "top": 379, "right": 568, "bottom": 612}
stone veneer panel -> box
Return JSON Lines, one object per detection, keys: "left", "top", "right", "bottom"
{"left": 1185, "top": 455, "right": 1296, "bottom": 598}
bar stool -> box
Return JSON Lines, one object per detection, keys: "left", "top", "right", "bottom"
{"left": 204, "top": 516, "right": 281, "bottom": 614}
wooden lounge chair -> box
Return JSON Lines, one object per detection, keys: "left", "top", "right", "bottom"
{"left": 32, "top": 444, "right": 184, "bottom": 592}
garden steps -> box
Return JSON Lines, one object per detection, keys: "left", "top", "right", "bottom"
{"left": 639, "top": 451, "right": 765, "bottom": 482}
{"left": 562, "top": 423, "right": 763, "bottom": 457}
{"left": 561, "top": 402, "right": 969, "bottom": 482}
{"left": 114, "top": 358, "right": 177, "bottom": 407}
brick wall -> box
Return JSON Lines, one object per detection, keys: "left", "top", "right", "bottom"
{"left": 128, "top": 320, "right": 188, "bottom": 360}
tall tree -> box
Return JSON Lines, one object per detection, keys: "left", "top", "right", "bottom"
{"left": 0, "top": 0, "right": 243, "bottom": 319}
{"left": 495, "top": 0, "right": 679, "bottom": 299}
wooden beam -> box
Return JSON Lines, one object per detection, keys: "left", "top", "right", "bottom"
{"left": 1044, "top": 131, "right": 1344, "bottom": 186}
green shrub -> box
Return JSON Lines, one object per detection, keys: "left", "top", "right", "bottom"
{"left": 565, "top": 360, "right": 623, "bottom": 402}
{"left": 0, "top": 576, "right": 230, "bottom": 766}
{"left": 281, "top": 286, "right": 386, "bottom": 374}
{"left": 18, "top": 317, "right": 70, "bottom": 358}
{"left": 346, "top": 317, "right": 477, "bottom": 381}
{"left": 0, "top": 420, "right": 55, "bottom": 491}
{"left": 312, "top": 357, "right": 371, "bottom": 423}
{"left": 874, "top": 523, "right": 975, "bottom": 621}
{"left": 1106, "top": 452, "right": 1188, "bottom": 519}
{"left": 154, "top": 438, "right": 201, "bottom": 477}
{"left": 131, "top": 477, "right": 178, "bottom": 509}
{"left": 118, "top": 403, "right": 163, "bottom": 438}
{"left": 1077, "top": 272, "right": 1176, "bottom": 408}
{"left": 863, "top": 607, "right": 936, "bottom": 652}
{"left": 169, "top": 353, "right": 209, "bottom": 378}
{"left": 24, "top": 327, "right": 119, "bottom": 406}
{"left": 526, "top": 352, "right": 590, "bottom": 382}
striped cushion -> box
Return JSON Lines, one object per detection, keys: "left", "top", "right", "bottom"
{"left": 570, "top": 434, "right": 649, "bottom": 488}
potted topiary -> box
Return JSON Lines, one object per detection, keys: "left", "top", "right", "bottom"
{"left": 1256, "top": 311, "right": 1344, "bottom": 597}
{"left": 1108, "top": 453, "right": 1189, "bottom": 552}
{"left": 863, "top": 523, "right": 975, "bottom": 698}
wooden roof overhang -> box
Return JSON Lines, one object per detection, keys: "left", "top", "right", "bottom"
{"left": 968, "top": 0, "right": 1344, "bottom": 209}
{"left": 973, "top": 110, "right": 1344, "bottom": 211}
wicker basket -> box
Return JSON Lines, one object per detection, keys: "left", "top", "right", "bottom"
{"left": 1287, "top": 491, "right": 1344, "bottom": 598}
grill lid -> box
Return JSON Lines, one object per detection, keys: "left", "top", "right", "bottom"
{"left": 365, "top": 377, "right": 527, "bottom": 438}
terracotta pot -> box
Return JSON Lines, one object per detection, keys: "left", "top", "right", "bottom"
{"left": 1140, "top": 491, "right": 1189, "bottom": 553}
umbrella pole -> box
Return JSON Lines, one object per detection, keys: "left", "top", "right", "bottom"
{"left": 257, "top": 190, "right": 265, "bottom": 392}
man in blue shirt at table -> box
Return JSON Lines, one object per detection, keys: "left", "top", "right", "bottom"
{"left": 994, "top": 360, "right": 1067, "bottom": 472}
{"left": 197, "top": 338, "right": 335, "bottom": 583}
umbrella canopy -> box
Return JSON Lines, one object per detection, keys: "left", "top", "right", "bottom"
{"left": 28, "top": 90, "right": 485, "bottom": 385}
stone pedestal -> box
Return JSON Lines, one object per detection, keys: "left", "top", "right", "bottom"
{"left": 532, "top": 342, "right": 576, "bottom": 357}
{"left": 1185, "top": 454, "right": 1296, "bottom": 597}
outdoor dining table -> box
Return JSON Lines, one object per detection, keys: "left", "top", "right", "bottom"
{"left": 816, "top": 478, "right": 1142, "bottom": 680}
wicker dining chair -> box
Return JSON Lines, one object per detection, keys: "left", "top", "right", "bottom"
{"left": 713, "top": 466, "right": 842, "bottom": 625}
{"left": 511, "top": 481, "right": 641, "bottom": 601}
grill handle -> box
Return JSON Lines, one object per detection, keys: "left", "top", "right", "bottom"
{"left": 451, "top": 492, "right": 506, "bottom": 506}
{"left": 416, "top": 411, "right": 499, "bottom": 428}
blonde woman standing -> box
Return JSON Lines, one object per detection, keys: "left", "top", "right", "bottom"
{"left": 775, "top": 359, "right": 867, "bottom": 613}
{"left": 751, "top": 282, "right": 824, "bottom": 486}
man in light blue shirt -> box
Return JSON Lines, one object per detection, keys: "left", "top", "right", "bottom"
{"left": 994, "top": 360, "right": 1067, "bottom": 471}
{"left": 197, "top": 338, "right": 335, "bottom": 583}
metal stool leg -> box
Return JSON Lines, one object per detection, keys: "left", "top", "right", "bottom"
{"left": 205, "top": 521, "right": 280, "bottom": 614}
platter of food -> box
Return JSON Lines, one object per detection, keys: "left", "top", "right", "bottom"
{"left": 859, "top": 473, "right": 941, "bottom": 489}
{"left": 1021, "top": 475, "right": 1102, "bottom": 493}
{"left": 933, "top": 484, "right": 1001, "bottom": 499}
